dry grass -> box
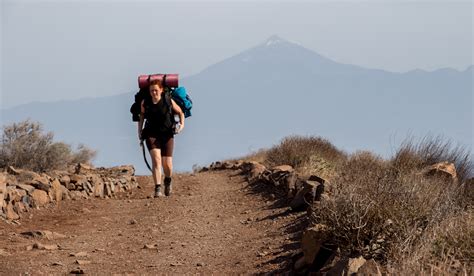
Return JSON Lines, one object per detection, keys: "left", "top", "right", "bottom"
{"left": 265, "top": 135, "right": 347, "bottom": 178}
{"left": 0, "top": 120, "right": 96, "bottom": 172}
{"left": 307, "top": 137, "right": 472, "bottom": 272}
{"left": 246, "top": 134, "right": 472, "bottom": 273}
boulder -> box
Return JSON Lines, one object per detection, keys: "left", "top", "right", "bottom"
{"left": 290, "top": 176, "right": 326, "bottom": 211}
{"left": 75, "top": 163, "right": 94, "bottom": 174}
{"left": 49, "top": 179, "right": 63, "bottom": 202}
{"left": 70, "top": 175, "right": 88, "bottom": 185}
{"left": 109, "top": 165, "right": 135, "bottom": 176}
{"left": 422, "top": 161, "right": 457, "bottom": 181}
{"left": 16, "top": 184, "right": 35, "bottom": 194}
{"left": 271, "top": 165, "right": 294, "bottom": 173}
{"left": 0, "top": 173, "right": 6, "bottom": 211}
{"left": 6, "top": 187, "right": 23, "bottom": 203}
{"left": 93, "top": 181, "right": 105, "bottom": 198}
{"left": 29, "top": 175, "right": 51, "bottom": 192}
{"left": 59, "top": 175, "right": 71, "bottom": 186}
{"left": 6, "top": 202, "right": 19, "bottom": 220}
{"left": 301, "top": 224, "right": 329, "bottom": 265}
{"left": 31, "top": 189, "right": 50, "bottom": 207}
{"left": 347, "top": 256, "right": 366, "bottom": 274}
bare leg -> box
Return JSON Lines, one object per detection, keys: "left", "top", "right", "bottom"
{"left": 150, "top": 148, "right": 163, "bottom": 197}
{"left": 162, "top": 156, "right": 173, "bottom": 178}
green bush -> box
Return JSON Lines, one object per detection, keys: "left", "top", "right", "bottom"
{"left": 0, "top": 120, "right": 96, "bottom": 172}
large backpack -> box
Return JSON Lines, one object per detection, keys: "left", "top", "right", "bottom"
{"left": 170, "top": 87, "right": 192, "bottom": 118}
{"left": 130, "top": 74, "right": 193, "bottom": 122}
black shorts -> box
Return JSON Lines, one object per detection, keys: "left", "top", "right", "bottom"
{"left": 145, "top": 134, "right": 174, "bottom": 157}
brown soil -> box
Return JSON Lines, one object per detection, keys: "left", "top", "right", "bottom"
{"left": 0, "top": 170, "right": 305, "bottom": 274}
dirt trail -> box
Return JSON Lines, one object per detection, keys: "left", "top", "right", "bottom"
{"left": 0, "top": 170, "right": 304, "bottom": 274}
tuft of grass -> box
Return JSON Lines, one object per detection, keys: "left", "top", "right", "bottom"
{"left": 265, "top": 135, "right": 347, "bottom": 177}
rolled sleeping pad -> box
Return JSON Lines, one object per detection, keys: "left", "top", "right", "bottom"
{"left": 138, "top": 74, "right": 179, "bottom": 89}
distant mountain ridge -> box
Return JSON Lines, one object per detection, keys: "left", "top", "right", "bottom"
{"left": 2, "top": 36, "right": 472, "bottom": 174}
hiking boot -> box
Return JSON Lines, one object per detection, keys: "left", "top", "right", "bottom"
{"left": 154, "top": 185, "right": 163, "bottom": 198}
{"left": 164, "top": 177, "right": 172, "bottom": 196}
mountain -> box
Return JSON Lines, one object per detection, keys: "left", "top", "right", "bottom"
{"left": 2, "top": 36, "right": 472, "bottom": 174}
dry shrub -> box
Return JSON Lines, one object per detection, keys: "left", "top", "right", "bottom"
{"left": 228, "top": 148, "right": 269, "bottom": 164}
{"left": 266, "top": 136, "right": 347, "bottom": 174}
{"left": 392, "top": 135, "right": 473, "bottom": 183}
{"left": 0, "top": 120, "right": 96, "bottom": 172}
{"left": 395, "top": 210, "right": 473, "bottom": 275}
{"left": 310, "top": 149, "right": 467, "bottom": 266}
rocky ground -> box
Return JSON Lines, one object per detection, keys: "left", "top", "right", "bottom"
{"left": 0, "top": 170, "right": 305, "bottom": 274}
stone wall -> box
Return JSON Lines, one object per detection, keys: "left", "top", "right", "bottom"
{"left": 0, "top": 163, "right": 138, "bottom": 221}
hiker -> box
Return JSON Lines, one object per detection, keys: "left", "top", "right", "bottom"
{"left": 138, "top": 79, "right": 185, "bottom": 197}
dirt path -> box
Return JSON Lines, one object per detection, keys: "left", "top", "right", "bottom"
{"left": 0, "top": 170, "right": 305, "bottom": 274}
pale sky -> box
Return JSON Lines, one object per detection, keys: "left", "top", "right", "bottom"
{"left": 1, "top": 0, "right": 473, "bottom": 109}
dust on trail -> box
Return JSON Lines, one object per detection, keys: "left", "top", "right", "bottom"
{"left": 0, "top": 170, "right": 305, "bottom": 274}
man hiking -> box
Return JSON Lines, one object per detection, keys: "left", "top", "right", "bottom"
{"left": 138, "top": 79, "right": 185, "bottom": 197}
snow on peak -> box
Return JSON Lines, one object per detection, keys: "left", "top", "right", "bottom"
{"left": 265, "top": 35, "right": 285, "bottom": 46}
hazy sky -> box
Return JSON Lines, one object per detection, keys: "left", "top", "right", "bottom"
{"left": 1, "top": 0, "right": 473, "bottom": 109}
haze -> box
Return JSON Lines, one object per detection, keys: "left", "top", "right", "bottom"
{"left": 1, "top": 0, "right": 472, "bottom": 109}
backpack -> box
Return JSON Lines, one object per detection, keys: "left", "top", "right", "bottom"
{"left": 130, "top": 86, "right": 193, "bottom": 122}
{"left": 170, "top": 87, "right": 193, "bottom": 118}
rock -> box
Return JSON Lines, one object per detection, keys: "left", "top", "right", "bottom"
{"left": 6, "top": 186, "right": 23, "bottom": 202}
{"left": 29, "top": 176, "right": 51, "bottom": 192}
{"left": 0, "top": 248, "right": 10, "bottom": 256}
{"left": 75, "top": 163, "right": 94, "bottom": 174}
{"left": 21, "top": 230, "right": 66, "bottom": 240}
{"left": 128, "top": 219, "right": 137, "bottom": 225}
{"left": 290, "top": 179, "right": 318, "bottom": 211}
{"left": 16, "top": 184, "right": 35, "bottom": 194}
{"left": 70, "top": 268, "right": 85, "bottom": 274}
{"left": 70, "top": 175, "right": 87, "bottom": 185}
{"left": 143, "top": 244, "right": 158, "bottom": 249}
{"left": 6, "top": 202, "right": 20, "bottom": 220}
{"left": 7, "top": 166, "right": 22, "bottom": 175}
{"left": 248, "top": 163, "right": 267, "bottom": 181}
{"left": 93, "top": 181, "right": 105, "bottom": 198}
{"left": 70, "top": 251, "right": 88, "bottom": 257}
{"left": 0, "top": 174, "right": 6, "bottom": 211}
{"left": 294, "top": 255, "right": 309, "bottom": 271}
{"left": 347, "top": 256, "right": 366, "bottom": 275}
{"left": 60, "top": 185, "right": 71, "bottom": 200}
{"left": 422, "top": 161, "right": 457, "bottom": 181}
{"left": 109, "top": 165, "right": 135, "bottom": 176}
{"left": 31, "top": 189, "right": 50, "bottom": 207}
{"left": 49, "top": 179, "right": 63, "bottom": 202}
{"left": 358, "top": 259, "right": 382, "bottom": 276}
{"left": 33, "top": 242, "right": 58, "bottom": 250}
{"left": 301, "top": 224, "right": 329, "bottom": 265}
{"left": 60, "top": 175, "right": 71, "bottom": 186}
{"left": 75, "top": 260, "right": 91, "bottom": 265}
{"left": 271, "top": 165, "right": 294, "bottom": 173}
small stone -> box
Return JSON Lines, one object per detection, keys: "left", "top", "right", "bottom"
{"left": 75, "top": 260, "right": 91, "bottom": 265}
{"left": 143, "top": 244, "right": 157, "bottom": 249}
{"left": 51, "top": 262, "right": 64, "bottom": 266}
{"left": 33, "top": 242, "right": 58, "bottom": 250}
{"left": 196, "top": 262, "right": 204, "bottom": 267}
{"left": 0, "top": 249, "right": 10, "bottom": 256}
{"left": 128, "top": 219, "right": 137, "bottom": 225}
{"left": 70, "top": 252, "right": 88, "bottom": 257}
{"left": 70, "top": 268, "right": 85, "bottom": 274}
